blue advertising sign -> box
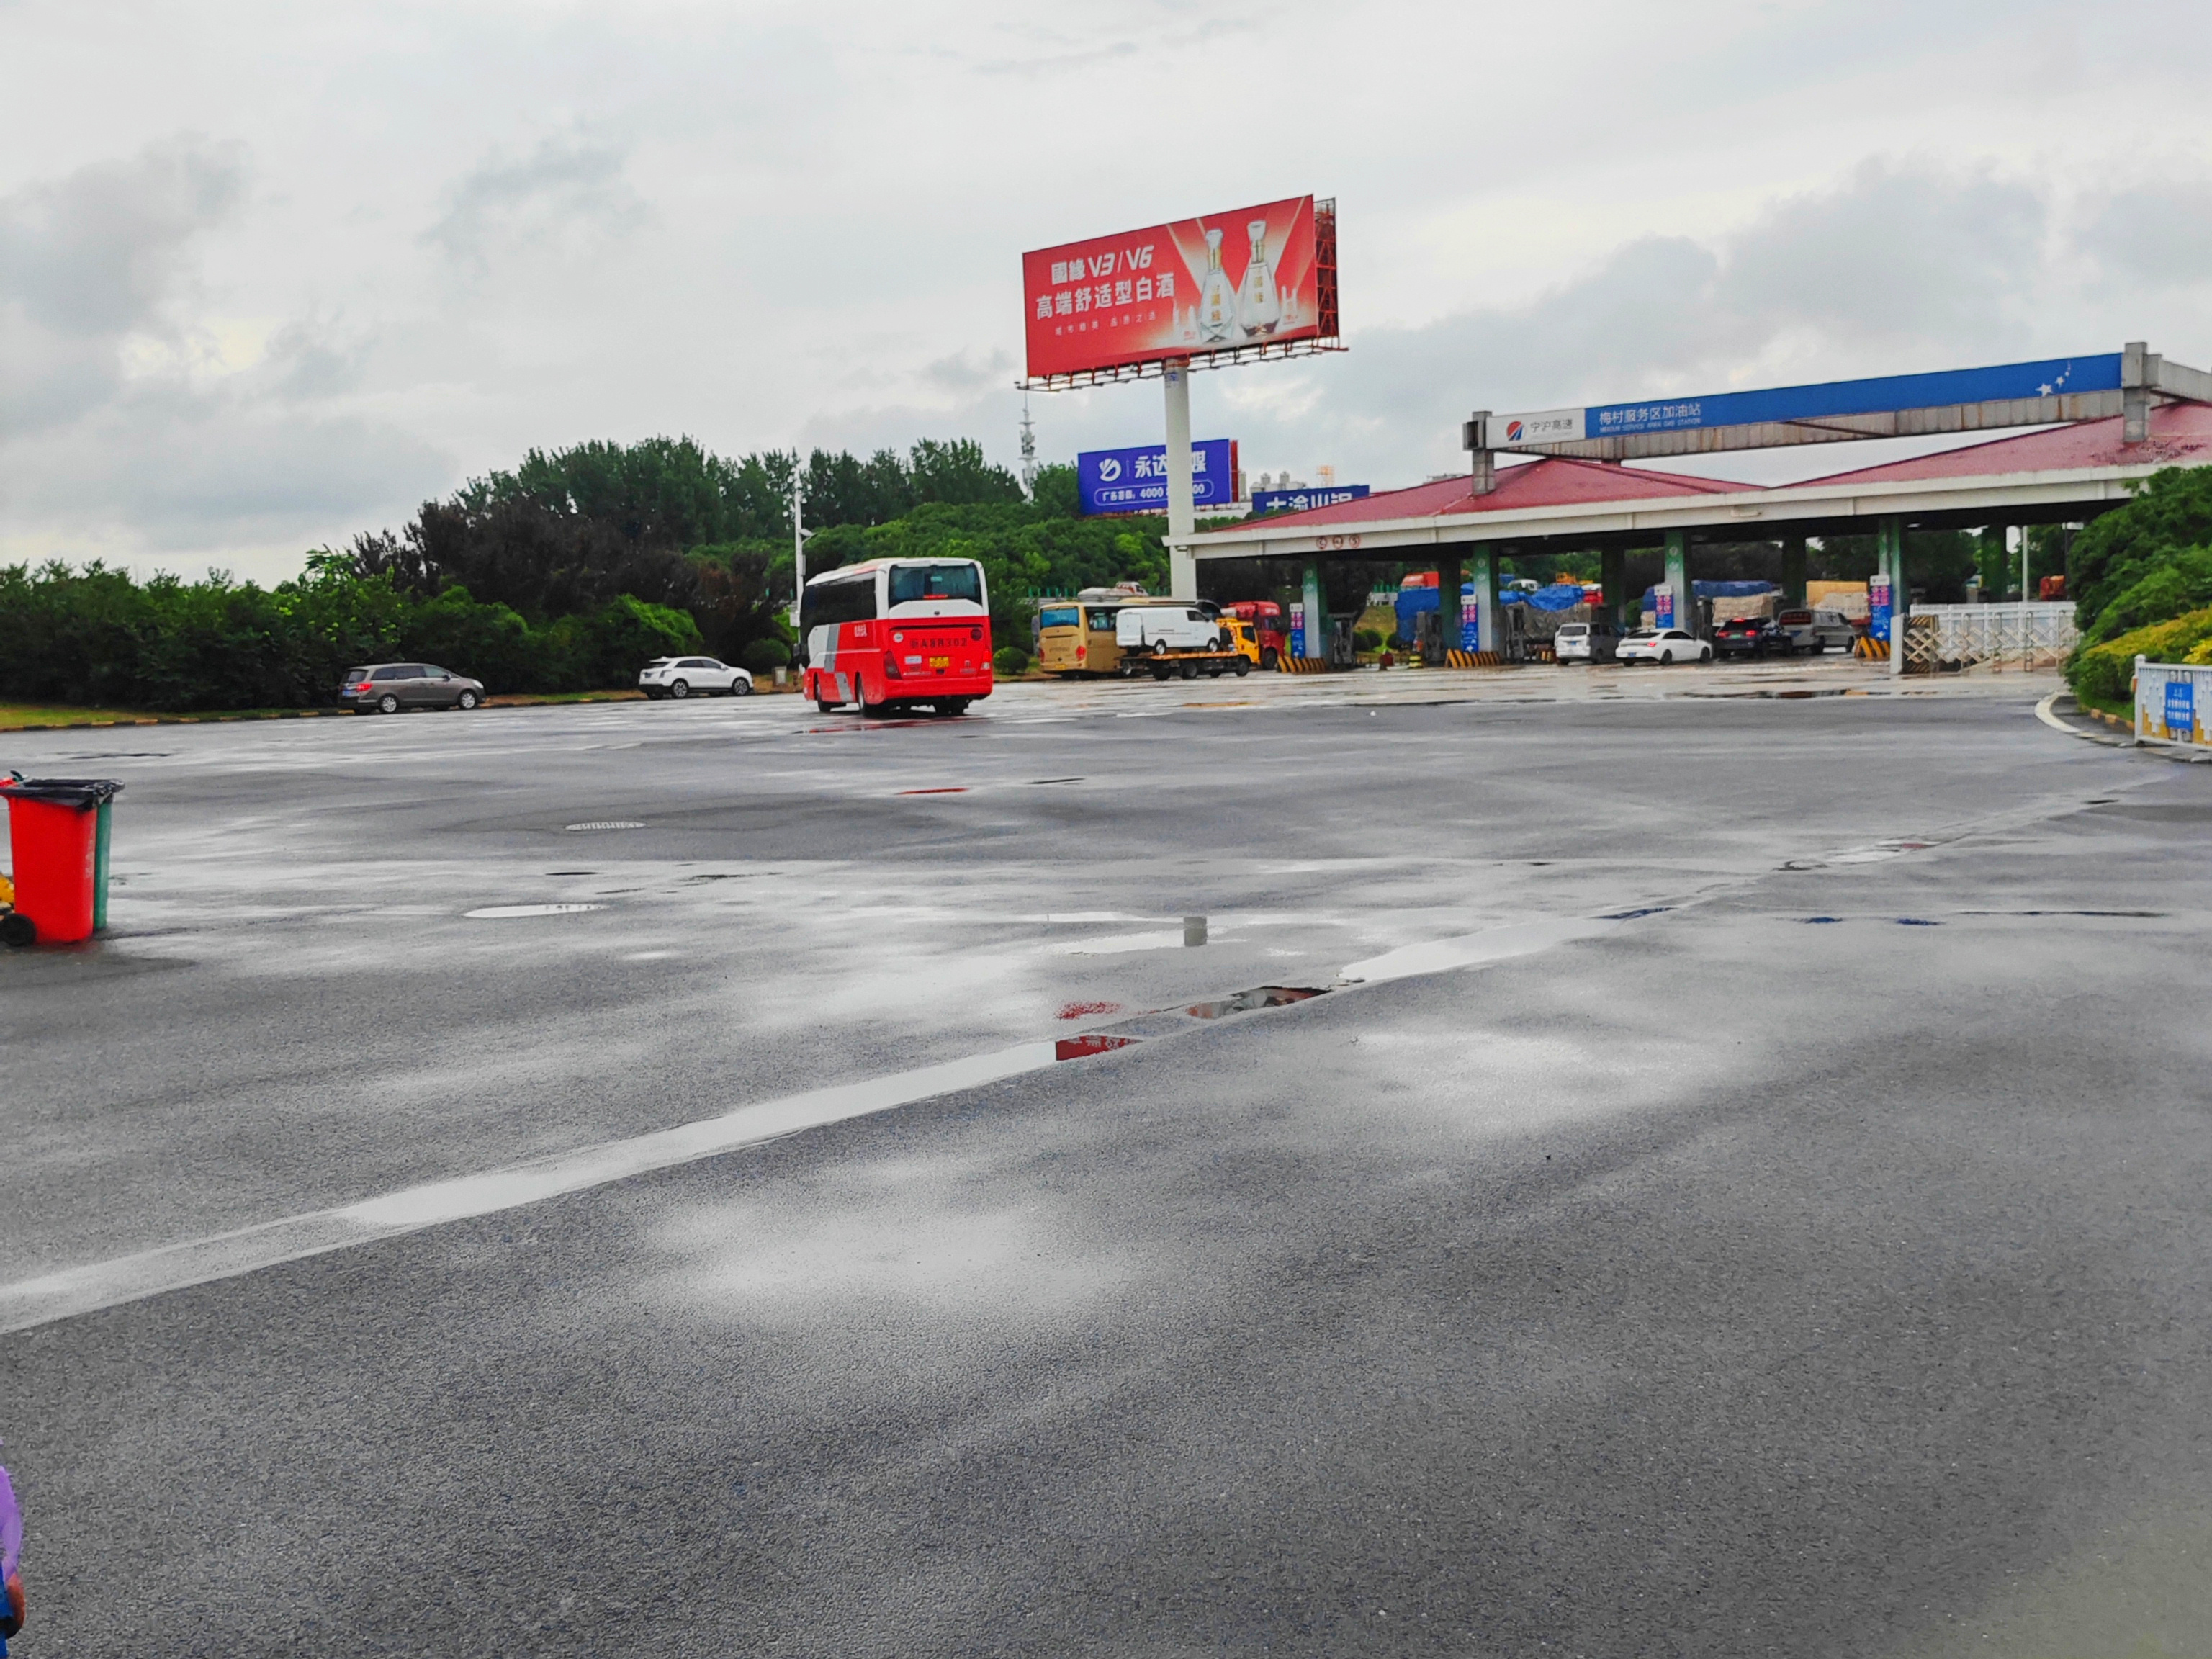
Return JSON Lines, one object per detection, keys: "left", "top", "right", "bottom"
{"left": 1079, "top": 439, "right": 1237, "bottom": 516}
{"left": 1583, "top": 354, "right": 2121, "bottom": 441}
{"left": 1251, "top": 485, "right": 1370, "bottom": 516}
{"left": 2165, "top": 678, "right": 2195, "bottom": 740}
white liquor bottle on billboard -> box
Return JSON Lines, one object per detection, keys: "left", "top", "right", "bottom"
{"left": 1197, "top": 228, "right": 1236, "bottom": 343}
{"left": 1238, "top": 220, "right": 1281, "bottom": 337}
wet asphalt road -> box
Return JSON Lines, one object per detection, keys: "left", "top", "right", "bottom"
{"left": 3, "top": 667, "right": 2210, "bottom": 1656}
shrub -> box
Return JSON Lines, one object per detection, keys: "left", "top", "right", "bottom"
{"left": 2071, "top": 466, "right": 2212, "bottom": 629}
{"left": 1353, "top": 628, "right": 1383, "bottom": 652}
{"left": 2067, "top": 605, "right": 2212, "bottom": 706}
{"left": 741, "top": 637, "right": 791, "bottom": 673}
{"left": 993, "top": 646, "right": 1030, "bottom": 675}
{"left": 2077, "top": 547, "right": 2212, "bottom": 648}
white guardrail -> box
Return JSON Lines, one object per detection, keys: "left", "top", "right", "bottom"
{"left": 1903, "top": 601, "right": 2077, "bottom": 673}
{"left": 2134, "top": 657, "right": 2212, "bottom": 748}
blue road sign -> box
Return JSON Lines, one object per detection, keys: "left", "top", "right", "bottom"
{"left": 1583, "top": 355, "right": 2122, "bottom": 441}
{"left": 1251, "top": 485, "right": 1369, "bottom": 516}
{"left": 1079, "top": 439, "right": 1236, "bottom": 516}
{"left": 2166, "top": 677, "right": 2195, "bottom": 740}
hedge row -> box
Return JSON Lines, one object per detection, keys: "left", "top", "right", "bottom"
{"left": 2067, "top": 605, "right": 2212, "bottom": 706}
{"left": 0, "top": 559, "right": 704, "bottom": 712}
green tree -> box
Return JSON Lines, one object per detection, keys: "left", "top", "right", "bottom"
{"left": 2068, "top": 466, "right": 2212, "bottom": 628}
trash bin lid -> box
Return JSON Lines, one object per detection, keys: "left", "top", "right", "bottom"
{"left": 1, "top": 773, "right": 125, "bottom": 810}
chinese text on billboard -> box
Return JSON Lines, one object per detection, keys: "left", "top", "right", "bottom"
{"left": 1024, "top": 197, "right": 1332, "bottom": 380}
{"left": 1078, "top": 440, "right": 1238, "bottom": 516}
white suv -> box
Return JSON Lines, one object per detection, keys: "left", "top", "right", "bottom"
{"left": 639, "top": 657, "right": 754, "bottom": 699}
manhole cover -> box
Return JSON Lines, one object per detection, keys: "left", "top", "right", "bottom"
{"left": 565, "top": 821, "right": 644, "bottom": 831}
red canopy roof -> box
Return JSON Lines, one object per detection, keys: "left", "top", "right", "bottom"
{"left": 1797, "top": 402, "right": 2212, "bottom": 485}
{"left": 1213, "top": 455, "right": 1745, "bottom": 534}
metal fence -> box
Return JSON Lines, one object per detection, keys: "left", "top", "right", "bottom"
{"left": 2134, "top": 657, "right": 2212, "bottom": 748}
{"left": 1902, "top": 601, "right": 2078, "bottom": 673}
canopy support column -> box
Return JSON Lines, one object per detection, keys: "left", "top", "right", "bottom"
{"left": 1663, "top": 530, "right": 1691, "bottom": 632}
{"left": 1302, "top": 560, "right": 1327, "bottom": 662}
{"left": 1434, "top": 551, "right": 1464, "bottom": 665}
{"left": 1601, "top": 546, "right": 1627, "bottom": 631}
{"left": 1781, "top": 535, "right": 1808, "bottom": 607}
{"left": 1879, "top": 516, "right": 1907, "bottom": 678}
{"left": 1472, "top": 548, "right": 1498, "bottom": 653}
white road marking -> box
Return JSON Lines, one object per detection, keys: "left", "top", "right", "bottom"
{"left": 1337, "top": 917, "right": 1617, "bottom": 984}
{"left": 464, "top": 903, "right": 607, "bottom": 918}
{"left": 0, "top": 1042, "right": 1059, "bottom": 1335}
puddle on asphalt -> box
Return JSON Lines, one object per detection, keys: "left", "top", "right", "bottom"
{"left": 1184, "top": 986, "right": 1326, "bottom": 1019}
{"left": 1184, "top": 915, "right": 1207, "bottom": 947}
{"left": 464, "top": 903, "right": 608, "bottom": 918}
{"left": 1054, "top": 1033, "right": 1140, "bottom": 1060}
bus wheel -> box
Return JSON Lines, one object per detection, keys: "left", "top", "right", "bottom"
{"left": 815, "top": 698, "right": 838, "bottom": 714}
{"left": 935, "top": 699, "right": 969, "bottom": 717}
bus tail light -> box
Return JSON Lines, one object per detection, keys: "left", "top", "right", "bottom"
{"left": 885, "top": 655, "right": 903, "bottom": 678}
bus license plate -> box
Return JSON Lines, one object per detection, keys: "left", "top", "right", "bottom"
{"left": 929, "top": 655, "right": 950, "bottom": 670}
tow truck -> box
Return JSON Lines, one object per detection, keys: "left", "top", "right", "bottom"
{"left": 1114, "top": 605, "right": 1260, "bottom": 680}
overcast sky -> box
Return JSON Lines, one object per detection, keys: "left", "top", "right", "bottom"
{"left": 6, "top": 0, "right": 2212, "bottom": 583}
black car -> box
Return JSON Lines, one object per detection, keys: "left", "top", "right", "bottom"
{"left": 1709, "top": 616, "right": 1786, "bottom": 658}
{"left": 339, "top": 663, "right": 487, "bottom": 714}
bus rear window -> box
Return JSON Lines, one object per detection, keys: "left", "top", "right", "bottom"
{"left": 889, "top": 563, "right": 981, "bottom": 606}
{"left": 1038, "top": 606, "right": 1079, "bottom": 629}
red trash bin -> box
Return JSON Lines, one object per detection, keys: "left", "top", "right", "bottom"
{"left": 1, "top": 775, "right": 123, "bottom": 946}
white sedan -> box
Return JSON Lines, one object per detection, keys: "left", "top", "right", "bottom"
{"left": 1615, "top": 628, "right": 1712, "bottom": 665}
{"left": 638, "top": 656, "right": 755, "bottom": 698}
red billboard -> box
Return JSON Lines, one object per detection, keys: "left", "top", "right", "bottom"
{"left": 1023, "top": 196, "right": 1334, "bottom": 381}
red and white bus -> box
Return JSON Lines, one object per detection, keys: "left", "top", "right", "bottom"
{"left": 798, "top": 557, "right": 994, "bottom": 716}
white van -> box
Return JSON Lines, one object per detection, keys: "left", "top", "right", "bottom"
{"left": 1773, "top": 608, "right": 1856, "bottom": 655}
{"left": 1116, "top": 605, "right": 1226, "bottom": 655}
{"left": 1554, "top": 620, "right": 1619, "bottom": 662}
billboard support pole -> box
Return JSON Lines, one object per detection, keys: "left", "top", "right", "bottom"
{"left": 1164, "top": 358, "right": 1197, "bottom": 599}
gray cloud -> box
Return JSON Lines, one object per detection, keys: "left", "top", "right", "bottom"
{"left": 2082, "top": 179, "right": 2212, "bottom": 289}
{"left": 1722, "top": 160, "right": 2044, "bottom": 348}
{"left": 0, "top": 138, "right": 446, "bottom": 568}
{"left": 1205, "top": 160, "right": 2082, "bottom": 484}
{"left": 423, "top": 136, "right": 645, "bottom": 271}
{"left": 0, "top": 137, "right": 245, "bottom": 336}
{"left": 0, "top": 137, "right": 246, "bottom": 433}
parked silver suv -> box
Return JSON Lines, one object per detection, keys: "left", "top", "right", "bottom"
{"left": 339, "top": 664, "right": 486, "bottom": 714}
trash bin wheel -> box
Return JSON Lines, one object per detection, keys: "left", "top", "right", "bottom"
{"left": 1, "top": 911, "right": 35, "bottom": 948}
